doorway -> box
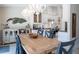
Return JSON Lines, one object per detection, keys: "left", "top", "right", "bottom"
{"left": 72, "top": 13, "right": 76, "bottom": 38}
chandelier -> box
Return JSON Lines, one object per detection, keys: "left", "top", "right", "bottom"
{"left": 22, "top": 4, "right": 46, "bottom": 18}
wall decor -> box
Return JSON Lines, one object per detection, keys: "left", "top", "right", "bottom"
{"left": 60, "top": 22, "right": 67, "bottom": 32}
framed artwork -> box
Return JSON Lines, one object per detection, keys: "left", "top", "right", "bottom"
{"left": 65, "top": 22, "right": 67, "bottom": 32}
{"left": 60, "top": 22, "right": 67, "bottom": 32}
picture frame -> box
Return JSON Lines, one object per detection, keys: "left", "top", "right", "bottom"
{"left": 60, "top": 22, "right": 67, "bottom": 32}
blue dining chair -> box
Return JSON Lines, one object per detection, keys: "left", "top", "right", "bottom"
{"left": 58, "top": 39, "right": 76, "bottom": 54}
{"left": 37, "top": 28, "right": 44, "bottom": 36}
{"left": 15, "top": 35, "right": 22, "bottom": 54}
{"left": 50, "top": 28, "right": 59, "bottom": 38}
{"left": 45, "top": 29, "right": 55, "bottom": 38}
{"left": 45, "top": 31, "right": 51, "bottom": 38}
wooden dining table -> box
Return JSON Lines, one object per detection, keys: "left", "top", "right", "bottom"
{"left": 19, "top": 34, "right": 60, "bottom": 54}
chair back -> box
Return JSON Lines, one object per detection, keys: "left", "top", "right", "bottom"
{"left": 51, "top": 28, "right": 59, "bottom": 37}
{"left": 15, "top": 35, "right": 22, "bottom": 54}
{"left": 45, "top": 29, "right": 55, "bottom": 38}
{"left": 37, "top": 28, "right": 44, "bottom": 36}
{"left": 58, "top": 39, "right": 76, "bottom": 54}
{"left": 45, "top": 31, "right": 51, "bottom": 38}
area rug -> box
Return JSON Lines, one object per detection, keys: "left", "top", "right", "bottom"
{"left": 0, "top": 45, "right": 10, "bottom": 53}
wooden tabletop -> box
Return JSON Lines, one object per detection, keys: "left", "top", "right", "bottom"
{"left": 19, "top": 34, "right": 60, "bottom": 54}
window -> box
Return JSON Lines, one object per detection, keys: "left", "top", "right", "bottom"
{"left": 34, "top": 13, "right": 41, "bottom": 23}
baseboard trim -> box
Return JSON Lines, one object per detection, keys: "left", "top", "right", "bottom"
{"left": 0, "top": 42, "right": 16, "bottom": 47}
{"left": 3, "top": 42, "right": 16, "bottom": 45}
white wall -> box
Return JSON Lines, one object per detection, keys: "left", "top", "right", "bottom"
{"left": 0, "top": 8, "right": 6, "bottom": 30}
{"left": 0, "top": 5, "right": 62, "bottom": 30}
{"left": 0, "top": 7, "right": 26, "bottom": 23}
{"left": 60, "top": 4, "right": 79, "bottom": 41}
{"left": 58, "top": 4, "right": 71, "bottom": 42}
{"left": 58, "top": 4, "right": 79, "bottom": 42}
{"left": 0, "top": 7, "right": 26, "bottom": 30}
{"left": 42, "top": 6, "right": 62, "bottom": 28}
{"left": 42, "top": 6, "right": 59, "bottom": 23}
{"left": 62, "top": 4, "right": 71, "bottom": 40}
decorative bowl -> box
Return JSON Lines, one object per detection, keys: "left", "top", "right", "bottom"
{"left": 29, "top": 33, "right": 38, "bottom": 39}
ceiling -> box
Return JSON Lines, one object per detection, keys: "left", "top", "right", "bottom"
{"left": 0, "top": 4, "right": 62, "bottom": 8}
{"left": 0, "top": 4, "right": 27, "bottom": 7}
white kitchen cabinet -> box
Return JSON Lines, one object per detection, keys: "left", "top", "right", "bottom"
{"left": 3, "top": 29, "right": 18, "bottom": 43}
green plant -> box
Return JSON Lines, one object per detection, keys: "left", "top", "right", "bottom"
{"left": 12, "top": 17, "right": 27, "bottom": 24}
{"left": 7, "top": 17, "right": 27, "bottom": 24}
